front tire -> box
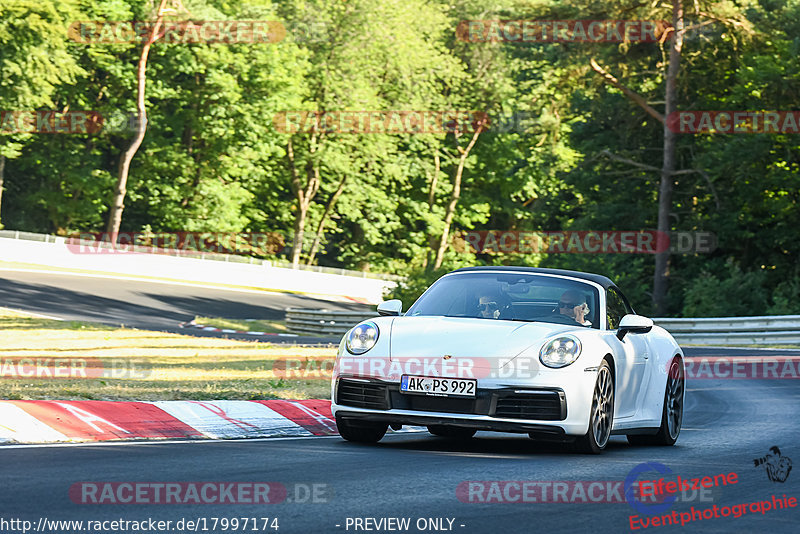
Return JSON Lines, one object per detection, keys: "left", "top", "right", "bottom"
{"left": 574, "top": 360, "right": 614, "bottom": 454}
{"left": 336, "top": 416, "right": 387, "bottom": 443}
{"left": 427, "top": 425, "right": 477, "bottom": 439}
{"left": 627, "top": 357, "right": 684, "bottom": 446}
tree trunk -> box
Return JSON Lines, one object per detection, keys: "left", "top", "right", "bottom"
{"left": 306, "top": 174, "right": 347, "bottom": 265}
{"left": 0, "top": 155, "right": 5, "bottom": 228}
{"left": 653, "top": 0, "right": 684, "bottom": 315}
{"left": 427, "top": 151, "right": 440, "bottom": 207}
{"left": 433, "top": 125, "right": 485, "bottom": 270}
{"left": 287, "top": 137, "right": 320, "bottom": 267}
{"left": 291, "top": 202, "right": 307, "bottom": 267}
{"left": 424, "top": 151, "right": 441, "bottom": 270}
{"left": 105, "top": 0, "right": 169, "bottom": 238}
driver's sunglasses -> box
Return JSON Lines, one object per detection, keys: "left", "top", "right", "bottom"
{"left": 479, "top": 301, "right": 499, "bottom": 311}
{"left": 559, "top": 302, "right": 580, "bottom": 309}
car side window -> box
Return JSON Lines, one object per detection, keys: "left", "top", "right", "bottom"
{"left": 617, "top": 288, "right": 634, "bottom": 316}
{"left": 606, "top": 287, "right": 628, "bottom": 330}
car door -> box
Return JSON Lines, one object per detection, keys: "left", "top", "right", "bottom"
{"left": 606, "top": 287, "right": 651, "bottom": 419}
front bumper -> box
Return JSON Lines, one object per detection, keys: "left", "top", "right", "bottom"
{"left": 331, "top": 372, "right": 597, "bottom": 436}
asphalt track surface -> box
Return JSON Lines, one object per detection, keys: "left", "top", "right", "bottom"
{"left": 0, "top": 269, "right": 371, "bottom": 344}
{"left": 1, "top": 269, "right": 799, "bottom": 533}
{"left": 0, "top": 376, "right": 798, "bottom": 534}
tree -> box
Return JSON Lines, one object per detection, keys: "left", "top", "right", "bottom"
{"left": 0, "top": 0, "right": 83, "bottom": 227}
{"left": 276, "top": 0, "right": 463, "bottom": 267}
{"left": 583, "top": 0, "right": 751, "bottom": 313}
{"left": 432, "top": 121, "right": 486, "bottom": 269}
{"left": 105, "top": 0, "right": 172, "bottom": 237}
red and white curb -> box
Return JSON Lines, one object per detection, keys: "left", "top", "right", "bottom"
{"left": 0, "top": 399, "right": 338, "bottom": 444}
{"left": 178, "top": 320, "right": 299, "bottom": 337}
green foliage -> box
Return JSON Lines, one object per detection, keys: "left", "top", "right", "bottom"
{"left": 682, "top": 264, "right": 769, "bottom": 317}
{"left": 0, "top": 0, "right": 84, "bottom": 166}
{"left": 0, "top": 0, "right": 84, "bottom": 109}
{"left": 0, "top": 0, "right": 797, "bottom": 317}
{"left": 768, "top": 275, "right": 800, "bottom": 315}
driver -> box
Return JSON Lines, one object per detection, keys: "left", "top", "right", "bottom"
{"left": 477, "top": 294, "right": 502, "bottom": 319}
{"left": 557, "top": 290, "right": 591, "bottom": 326}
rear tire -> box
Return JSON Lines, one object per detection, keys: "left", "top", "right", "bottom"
{"left": 336, "top": 416, "right": 387, "bottom": 443}
{"left": 627, "top": 357, "right": 684, "bottom": 446}
{"left": 574, "top": 360, "right": 614, "bottom": 454}
{"left": 427, "top": 425, "right": 477, "bottom": 439}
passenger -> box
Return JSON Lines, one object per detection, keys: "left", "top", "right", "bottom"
{"left": 557, "top": 290, "right": 591, "bottom": 326}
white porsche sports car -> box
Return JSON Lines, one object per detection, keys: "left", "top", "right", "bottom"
{"left": 331, "top": 267, "right": 685, "bottom": 453}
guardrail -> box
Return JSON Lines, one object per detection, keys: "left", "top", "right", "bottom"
{"left": 286, "top": 308, "right": 377, "bottom": 336}
{"left": 652, "top": 316, "right": 800, "bottom": 345}
{"left": 286, "top": 308, "right": 800, "bottom": 345}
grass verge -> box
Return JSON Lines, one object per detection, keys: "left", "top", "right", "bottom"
{"left": 0, "top": 309, "right": 335, "bottom": 401}
{"left": 192, "top": 316, "right": 289, "bottom": 334}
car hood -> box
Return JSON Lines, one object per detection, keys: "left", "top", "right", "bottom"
{"left": 389, "top": 316, "right": 581, "bottom": 370}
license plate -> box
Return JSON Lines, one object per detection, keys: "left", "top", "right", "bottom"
{"left": 400, "top": 375, "right": 476, "bottom": 397}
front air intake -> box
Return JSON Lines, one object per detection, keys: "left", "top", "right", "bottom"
{"left": 493, "top": 391, "right": 565, "bottom": 421}
{"left": 337, "top": 379, "right": 390, "bottom": 410}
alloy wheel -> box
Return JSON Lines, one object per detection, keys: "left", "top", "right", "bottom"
{"left": 666, "top": 360, "right": 684, "bottom": 439}
{"left": 591, "top": 366, "right": 614, "bottom": 448}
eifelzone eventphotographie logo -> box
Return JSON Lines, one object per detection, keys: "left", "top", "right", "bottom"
{"left": 754, "top": 446, "right": 793, "bottom": 483}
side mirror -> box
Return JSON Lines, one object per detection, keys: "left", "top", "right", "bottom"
{"left": 377, "top": 299, "right": 402, "bottom": 317}
{"left": 617, "top": 314, "right": 654, "bottom": 340}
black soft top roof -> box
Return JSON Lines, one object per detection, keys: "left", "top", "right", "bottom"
{"left": 450, "top": 266, "right": 616, "bottom": 290}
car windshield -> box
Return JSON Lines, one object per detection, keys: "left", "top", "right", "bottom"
{"left": 406, "top": 272, "right": 601, "bottom": 329}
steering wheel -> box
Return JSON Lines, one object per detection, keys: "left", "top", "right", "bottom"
{"left": 544, "top": 311, "right": 585, "bottom": 326}
{"left": 497, "top": 302, "right": 515, "bottom": 320}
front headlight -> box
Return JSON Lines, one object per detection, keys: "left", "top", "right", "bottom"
{"left": 346, "top": 321, "right": 379, "bottom": 355}
{"left": 539, "top": 335, "right": 582, "bottom": 368}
